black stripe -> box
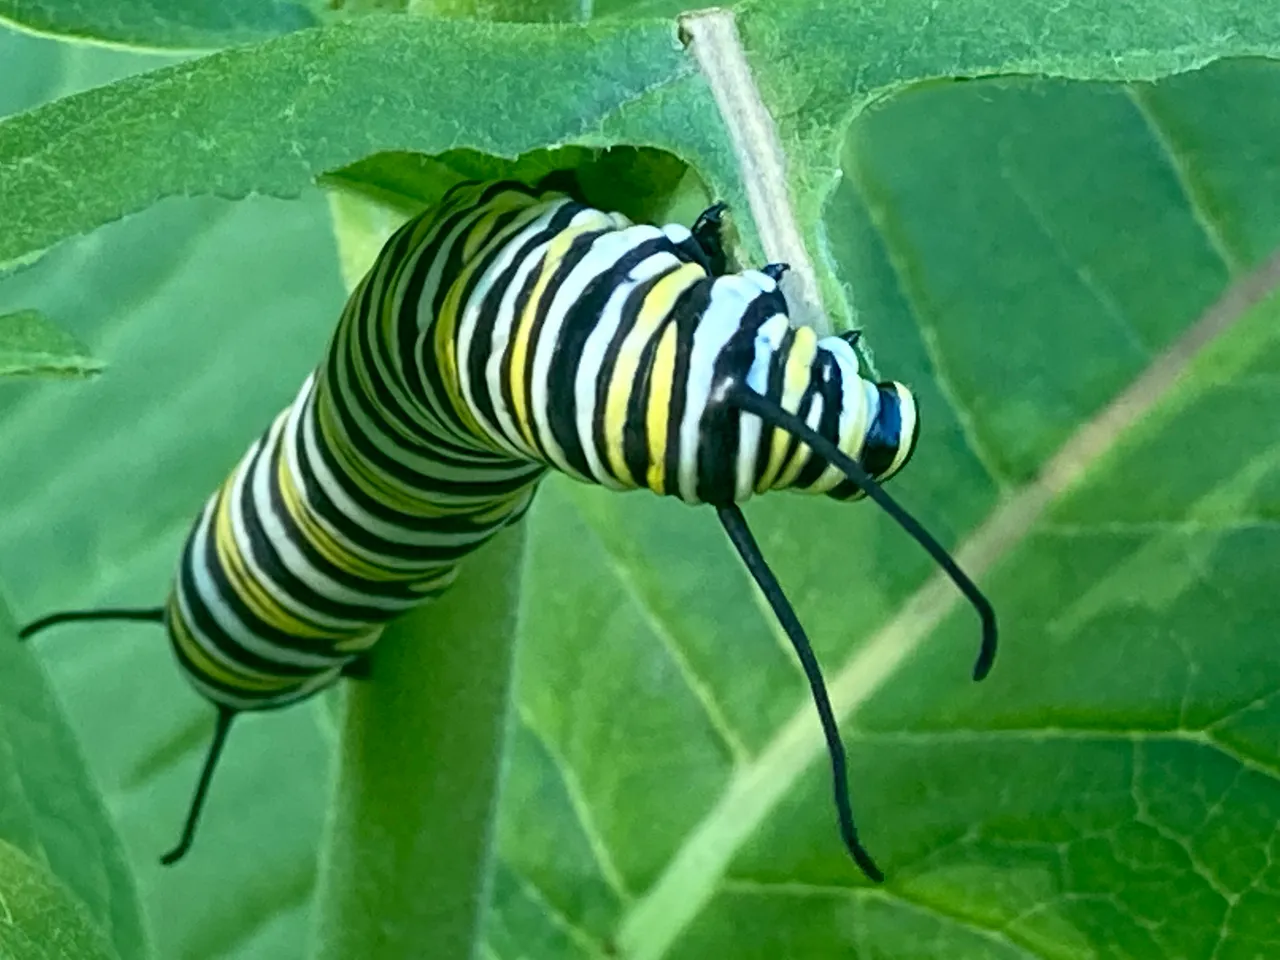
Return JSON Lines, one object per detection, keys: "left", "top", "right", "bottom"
{"left": 695, "top": 289, "right": 783, "bottom": 503}
{"left": 549, "top": 238, "right": 678, "bottom": 484}
{"left": 290, "top": 397, "right": 526, "bottom": 563}
{"left": 861, "top": 384, "right": 904, "bottom": 478}
{"left": 236, "top": 430, "right": 416, "bottom": 623}
{"left": 754, "top": 327, "right": 795, "bottom": 488}
{"left": 660, "top": 279, "right": 714, "bottom": 498}
{"left": 167, "top": 630, "right": 305, "bottom": 710}
{"left": 414, "top": 183, "right": 546, "bottom": 442}
{"left": 177, "top": 503, "right": 319, "bottom": 677}
{"left": 466, "top": 202, "right": 584, "bottom": 439}
{"left": 261, "top": 436, "right": 433, "bottom": 601}
{"left": 514, "top": 229, "right": 612, "bottom": 463}
{"left": 343, "top": 266, "right": 431, "bottom": 452}
{"left": 322, "top": 361, "right": 540, "bottom": 511}
{"left": 592, "top": 267, "right": 683, "bottom": 486}
{"left": 793, "top": 351, "right": 844, "bottom": 489}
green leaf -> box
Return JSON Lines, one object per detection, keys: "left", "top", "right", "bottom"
{"left": 736, "top": 0, "right": 1280, "bottom": 329}
{"left": 0, "top": 310, "right": 102, "bottom": 378}
{"left": 404, "top": 0, "right": 588, "bottom": 21}
{"left": 479, "top": 63, "right": 1280, "bottom": 960}
{"left": 0, "top": 606, "right": 148, "bottom": 959}
{"left": 0, "top": 837, "right": 121, "bottom": 960}
{"left": 0, "top": 0, "right": 314, "bottom": 50}
{"left": 0, "top": 15, "right": 743, "bottom": 274}
{"left": 311, "top": 0, "right": 680, "bottom": 23}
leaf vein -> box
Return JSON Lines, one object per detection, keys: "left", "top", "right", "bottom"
{"left": 1038, "top": 518, "right": 1280, "bottom": 537}
{"left": 717, "top": 878, "right": 1053, "bottom": 959}
{"left": 574, "top": 500, "right": 752, "bottom": 765}
{"left": 844, "top": 157, "right": 1011, "bottom": 491}
{"left": 502, "top": 861, "right": 612, "bottom": 960}
{"left": 996, "top": 135, "right": 1152, "bottom": 361}
{"left": 513, "top": 705, "right": 634, "bottom": 903}
{"left": 1125, "top": 84, "right": 1242, "bottom": 275}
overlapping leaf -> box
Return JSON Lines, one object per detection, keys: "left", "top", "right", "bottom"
{"left": 0, "top": 13, "right": 740, "bottom": 276}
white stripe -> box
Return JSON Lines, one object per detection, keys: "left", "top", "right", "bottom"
{"left": 291, "top": 383, "right": 517, "bottom": 556}
{"left": 481, "top": 236, "right": 552, "bottom": 460}
{"left": 735, "top": 313, "right": 789, "bottom": 500}
{"left": 530, "top": 226, "right": 667, "bottom": 480}
{"left": 184, "top": 495, "right": 340, "bottom": 670}
{"left": 179, "top": 663, "right": 340, "bottom": 712}
{"left": 457, "top": 200, "right": 573, "bottom": 455}
{"left": 244, "top": 411, "right": 420, "bottom": 620}
{"left": 573, "top": 250, "right": 682, "bottom": 488}
{"left": 677, "top": 275, "right": 766, "bottom": 503}
{"left": 328, "top": 342, "right": 536, "bottom": 487}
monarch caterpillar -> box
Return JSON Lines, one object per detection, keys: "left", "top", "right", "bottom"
{"left": 20, "top": 176, "right": 996, "bottom": 883}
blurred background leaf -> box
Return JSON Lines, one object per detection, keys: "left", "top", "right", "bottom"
{"left": 0, "top": 601, "right": 145, "bottom": 956}
{"left": 0, "top": 836, "right": 122, "bottom": 960}
{"left": 2, "top": 10, "right": 1280, "bottom": 960}
{"left": 0, "top": 310, "right": 102, "bottom": 378}
{"left": 0, "top": 26, "right": 341, "bottom": 960}
{"left": 0, "top": 0, "right": 313, "bottom": 50}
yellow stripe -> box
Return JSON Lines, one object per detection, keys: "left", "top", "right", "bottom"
{"left": 434, "top": 193, "right": 547, "bottom": 448}
{"left": 333, "top": 627, "right": 382, "bottom": 654}
{"left": 882, "top": 383, "right": 917, "bottom": 477}
{"left": 816, "top": 374, "right": 874, "bottom": 493}
{"left": 468, "top": 488, "right": 530, "bottom": 524}
{"left": 411, "top": 567, "right": 459, "bottom": 595}
{"left": 505, "top": 216, "right": 608, "bottom": 450}
{"left": 212, "top": 485, "right": 329, "bottom": 640}
{"left": 315, "top": 382, "right": 427, "bottom": 516}
{"left": 341, "top": 300, "right": 432, "bottom": 462}
{"left": 462, "top": 200, "right": 519, "bottom": 264}
{"left": 168, "top": 597, "right": 296, "bottom": 693}
{"left": 645, "top": 322, "right": 679, "bottom": 494}
{"left": 275, "top": 440, "right": 406, "bottom": 582}
{"left": 604, "top": 263, "right": 703, "bottom": 483}
{"left": 378, "top": 212, "right": 445, "bottom": 350}
{"left": 768, "top": 358, "right": 819, "bottom": 491}
{"left": 757, "top": 327, "right": 818, "bottom": 491}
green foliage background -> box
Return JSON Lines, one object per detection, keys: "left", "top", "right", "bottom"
{"left": 2, "top": 2, "right": 1280, "bottom": 958}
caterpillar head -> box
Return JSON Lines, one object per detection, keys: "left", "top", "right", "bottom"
{"left": 858, "top": 380, "right": 920, "bottom": 486}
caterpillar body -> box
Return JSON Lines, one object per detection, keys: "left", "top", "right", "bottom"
{"left": 21, "top": 177, "right": 996, "bottom": 881}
